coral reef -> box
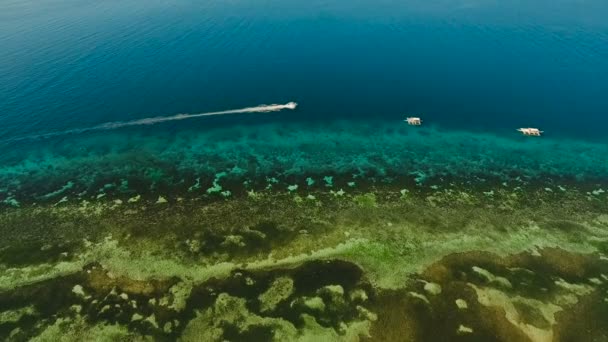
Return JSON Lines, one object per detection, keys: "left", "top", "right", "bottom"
{"left": 0, "top": 182, "right": 607, "bottom": 340}
{"left": 1, "top": 122, "right": 608, "bottom": 340}
{"left": 2, "top": 121, "right": 608, "bottom": 207}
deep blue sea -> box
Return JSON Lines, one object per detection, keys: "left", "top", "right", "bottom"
{"left": 2, "top": 0, "right": 608, "bottom": 138}
{"left": 1, "top": 0, "right": 608, "bottom": 202}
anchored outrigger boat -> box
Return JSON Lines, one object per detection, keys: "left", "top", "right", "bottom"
{"left": 405, "top": 117, "right": 422, "bottom": 125}
{"left": 517, "top": 127, "right": 543, "bottom": 136}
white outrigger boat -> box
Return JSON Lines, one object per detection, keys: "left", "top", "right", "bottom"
{"left": 517, "top": 127, "right": 543, "bottom": 136}
{"left": 405, "top": 117, "right": 422, "bottom": 125}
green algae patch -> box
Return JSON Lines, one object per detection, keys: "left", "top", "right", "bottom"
{"left": 353, "top": 193, "right": 377, "bottom": 208}
{"left": 180, "top": 293, "right": 298, "bottom": 342}
{"left": 164, "top": 281, "right": 193, "bottom": 311}
{"left": 0, "top": 305, "right": 36, "bottom": 323}
{"left": 30, "top": 316, "right": 150, "bottom": 342}
{"left": 1, "top": 256, "right": 376, "bottom": 341}
{"left": 258, "top": 277, "right": 294, "bottom": 313}
{"left": 365, "top": 249, "right": 608, "bottom": 342}
{"left": 302, "top": 296, "right": 326, "bottom": 312}
{"left": 180, "top": 260, "right": 375, "bottom": 341}
{"left": 343, "top": 227, "right": 601, "bottom": 290}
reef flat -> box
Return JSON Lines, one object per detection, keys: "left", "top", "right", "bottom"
{"left": 1, "top": 182, "right": 608, "bottom": 341}
{"left": 2, "top": 121, "right": 608, "bottom": 208}
{"left": 1, "top": 121, "right": 608, "bottom": 341}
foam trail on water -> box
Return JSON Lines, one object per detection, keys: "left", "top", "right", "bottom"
{"left": 6, "top": 102, "right": 298, "bottom": 142}
{"left": 96, "top": 102, "right": 297, "bottom": 129}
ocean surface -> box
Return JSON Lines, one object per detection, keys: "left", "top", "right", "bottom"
{"left": 2, "top": 1, "right": 608, "bottom": 341}
{"left": 2, "top": 0, "right": 608, "bottom": 141}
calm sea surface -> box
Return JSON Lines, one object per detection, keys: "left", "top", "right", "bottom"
{"left": 1, "top": 0, "right": 608, "bottom": 144}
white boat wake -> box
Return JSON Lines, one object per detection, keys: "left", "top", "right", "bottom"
{"left": 6, "top": 102, "right": 297, "bottom": 142}
{"left": 96, "top": 102, "right": 297, "bottom": 129}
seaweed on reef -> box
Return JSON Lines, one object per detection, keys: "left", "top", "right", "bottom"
{"left": 538, "top": 219, "right": 589, "bottom": 233}
{"left": 0, "top": 259, "right": 377, "bottom": 341}
{"left": 365, "top": 248, "right": 608, "bottom": 342}
{"left": 553, "top": 288, "right": 608, "bottom": 342}
{"left": 171, "top": 219, "right": 308, "bottom": 260}
{"left": 222, "top": 323, "right": 274, "bottom": 342}
{"left": 181, "top": 259, "right": 373, "bottom": 334}
{"left": 0, "top": 241, "right": 76, "bottom": 267}
{"left": 1, "top": 168, "right": 608, "bottom": 340}
{"left": 0, "top": 272, "right": 85, "bottom": 340}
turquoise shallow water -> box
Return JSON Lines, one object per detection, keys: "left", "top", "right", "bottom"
{"left": 2, "top": 120, "right": 608, "bottom": 206}
{"left": 1, "top": 0, "right": 608, "bottom": 202}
